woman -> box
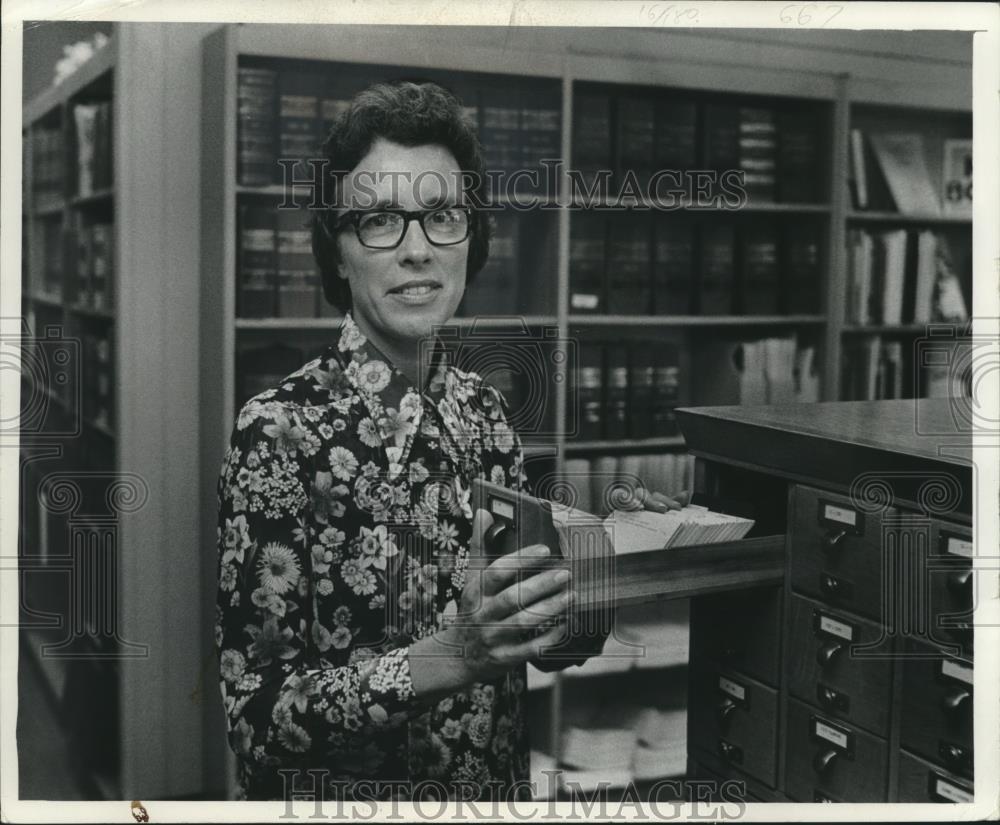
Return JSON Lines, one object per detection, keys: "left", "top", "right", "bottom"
{"left": 215, "top": 80, "right": 681, "bottom": 802}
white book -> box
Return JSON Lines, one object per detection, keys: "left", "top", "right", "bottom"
{"left": 859, "top": 231, "right": 874, "bottom": 324}
{"left": 850, "top": 128, "right": 869, "bottom": 209}
{"left": 868, "top": 132, "right": 941, "bottom": 215}
{"left": 881, "top": 229, "right": 908, "bottom": 325}
{"left": 913, "top": 230, "right": 938, "bottom": 323}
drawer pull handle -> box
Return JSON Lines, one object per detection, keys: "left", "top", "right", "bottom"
{"left": 818, "top": 686, "right": 838, "bottom": 708}
{"left": 947, "top": 570, "right": 973, "bottom": 596}
{"left": 823, "top": 530, "right": 847, "bottom": 551}
{"left": 816, "top": 641, "right": 843, "bottom": 668}
{"left": 820, "top": 574, "right": 841, "bottom": 597}
{"left": 717, "top": 698, "right": 737, "bottom": 728}
{"left": 940, "top": 743, "right": 967, "bottom": 768}
{"left": 942, "top": 688, "right": 971, "bottom": 715}
{"left": 812, "top": 748, "right": 838, "bottom": 775}
{"left": 718, "top": 740, "right": 740, "bottom": 762}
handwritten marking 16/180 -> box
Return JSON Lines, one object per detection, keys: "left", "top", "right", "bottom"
{"left": 639, "top": 4, "right": 701, "bottom": 26}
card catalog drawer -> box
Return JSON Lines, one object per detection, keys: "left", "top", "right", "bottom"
{"left": 898, "top": 749, "right": 974, "bottom": 803}
{"left": 789, "top": 485, "right": 893, "bottom": 621}
{"left": 784, "top": 698, "right": 888, "bottom": 802}
{"left": 787, "top": 594, "right": 893, "bottom": 735}
{"left": 690, "top": 586, "right": 783, "bottom": 687}
{"left": 688, "top": 665, "right": 779, "bottom": 787}
{"left": 900, "top": 639, "right": 973, "bottom": 779}
{"left": 928, "top": 521, "right": 974, "bottom": 656}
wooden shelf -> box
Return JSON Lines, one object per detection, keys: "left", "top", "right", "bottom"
{"left": 847, "top": 209, "right": 971, "bottom": 225}
{"left": 27, "top": 292, "right": 66, "bottom": 310}
{"left": 568, "top": 314, "right": 826, "bottom": 327}
{"left": 565, "top": 436, "right": 686, "bottom": 453}
{"left": 71, "top": 188, "right": 115, "bottom": 208}
{"left": 236, "top": 317, "right": 341, "bottom": 329}
{"left": 69, "top": 303, "right": 116, "bottom": 321}
{"left": 32, "top": 198, "right": 66, "bottom": 217}
{"left": 571, "top": 195, "right": 831, "bottom": 214}
{"left": 235, "top": 315, "right": 559, "bottom": 330}
{"left": 841, "top": 323, "right": 928, "bottom": 335}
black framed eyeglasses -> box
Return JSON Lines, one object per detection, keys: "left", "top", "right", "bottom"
{"left": 330, "top": 206, "right": 472, "bottom": 249}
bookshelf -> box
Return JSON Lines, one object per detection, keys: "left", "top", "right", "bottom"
{"left": 19, "top": 23, "right": 221, "bottom": 800}
{"left": 198, "top": 24, "right": 973, "bottom": 799}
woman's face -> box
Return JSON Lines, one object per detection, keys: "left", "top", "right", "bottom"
{"left": 336, "top": 138, "right": 468, "bottom": 353}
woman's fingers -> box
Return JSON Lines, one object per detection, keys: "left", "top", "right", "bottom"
{"left": 494, "top": 619, "right": 571, "bottom": 666}
{"left": 642, "top": 489, "right": 691, "bottom": 512}
{"left": 492, "top": 564, "right": 571, "bottom": 616}
{"left": 481, "top": 543, "right": 552, "bottom": 595}
{"left": 495, "top": 582, "right": 572, "bottom": 631}
{"left": 468, "top": 508, "right": 494, "bottom": 559}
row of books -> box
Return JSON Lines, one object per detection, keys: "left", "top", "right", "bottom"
{"left": 562, "top": 453, "right": 696, "bottom": 519}
{"left": 73, "top": 102, "right": 113, "bottom": 197}
{"left": 570, "top": 214, "right": 822, "bottom": 316}
{"left": 849, "top": 129, "right": 972, "bottom": 217}
{"left": 570, "top": 341, "right": 682, "bottom": 442}
{"left": 841, "top": 335, "right": 971, "bottom": 402}
{"left": 73, "top": 221, "right": 114, "bottom": 312}
{"left": 574, "top": 92, "right": 824, "bottom": 203}
{"left": 846, "top": 228, "right": 969, "bottom": 326}
{"left": 31, "top": 126, "right": 66, "bottom": 201}
{"left": 692, "top": 336, "right": 820, "bottom": 406}
{"left": 238, "top": 205, "right": 332, "bottom": 318}
{"left": 237, "top": 64, "right": 561, "bottom": 191}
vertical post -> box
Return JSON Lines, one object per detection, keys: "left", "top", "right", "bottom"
{"left": 823, "top": 73, "right": 850, "bottom": 401}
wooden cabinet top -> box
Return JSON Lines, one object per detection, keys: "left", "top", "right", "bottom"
{"left": 676, "top": 400, "right": 974, "bottom": 519}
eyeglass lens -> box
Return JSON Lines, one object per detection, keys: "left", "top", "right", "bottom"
{"left": 356, "top": 208, "right": 469, "bottom": 248}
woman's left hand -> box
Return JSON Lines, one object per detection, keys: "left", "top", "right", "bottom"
{"left": 621, "top": 488, "right": 691, "bottom": 514}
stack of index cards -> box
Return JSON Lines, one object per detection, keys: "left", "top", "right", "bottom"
{"left": 603, "top": 505, "right": 755, "bottom": 556}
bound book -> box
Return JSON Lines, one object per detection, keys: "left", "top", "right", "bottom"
{"left": 654, "top": 99, "right": 698, "bottom": 184}
{"left": 702, "top": 103, "right": 740, "bottom": 205}
{"left": 603, "top": 343, "right": 629, "bottom": 440}
{"left": 738, "top": 106, "right": 777, "bottom": 204}
{"left": 569, "top": 211, "right": 607, "bottom": 313}
{"left": 652, "top": 215, "right": 694, "bottom": 315}
{"left": 275, "top": 207, "right": 319, "bottom": 317}
{"left": 777, "top": 109, "right": 822, "bottom": 203}
{"left": 739, "top": 219, "right": 780, "bottom": 315}
{"left": 479, "top": 85, "right": 521, "bottom": 178}
{"left": 616, "top": 95, "right": 656, "bottom": 192}
{"left": 627, "top": 345, "right": 655, "bottom": 440}
{"left": 237, "top": 203, "right": 277, "bottom": 318}
{"left": 699, "top": 222, "right": 736, "bottom": 315}
{"left": 606, "top": 214, "right": 651, "bottom": 314}
{"left": 781, "top": 221, "right": 822, "bottom": 315}
{"left": 574, "top": 342, "right": 604, "bottom": 441}
{"left": 461, "top": 212, "right": 519, "bottom": 316}
{"left": 868, "top": 132, "right": 941, "bottom": 215}
{"left": 277, "top": 71, "right": 323, "bottom": 185}
{"left": 572, "top": 92, "right": 612, "bottom": 196}
{"left": 650, "top": 343, "right": 681, "bottom": 437}
{"left": 518, "top": 87, "right": 561, "bottom": 196}
{"left": 237, "top": 66, "right": 278, "bottom": 187}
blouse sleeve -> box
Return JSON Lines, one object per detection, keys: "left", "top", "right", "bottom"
{"left": 214, "top": 408, "right": 429, "bottom": 773}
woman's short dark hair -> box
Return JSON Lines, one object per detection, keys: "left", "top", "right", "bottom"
{"left": 311, "top": 80, "right": 492, "bottom": 312}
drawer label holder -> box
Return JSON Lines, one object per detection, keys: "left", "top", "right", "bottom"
{"left": 928, "top": 771, "right": 973, "bottom": 804}
{"left": 940, "top": 657, "right": 974, "bottom": 687}
{"left": 818, "top": 499, "right": 863, "bottom": 535}
{"left": 718, "top": 675, "right": 749, "bottom": 708}
{"left": 810, "top": 715, "right": 855, "bottom": 760}
{"left": 939, "top": 531, "right": 973, "bottom": 559}
{"left": 813, "top": 789, "right": 841, "bottom": 803}
{"left": 814, "top": 609, "right": 856, "bottom": 642}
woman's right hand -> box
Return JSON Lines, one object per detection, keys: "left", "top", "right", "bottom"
{"left": 409, "top": 509, "right": 573, "bottom": 699}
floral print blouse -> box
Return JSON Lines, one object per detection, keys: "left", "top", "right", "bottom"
{"left": 215, "top": 312, "right": 542, "bottom": 801}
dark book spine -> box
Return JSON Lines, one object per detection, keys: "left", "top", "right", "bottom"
{"left": 607, "top": 214, "right": 652, "bottom": 314}
{"left": 575, "top": 342, "right": 604, "bottom": 441}
{"left": 463, "top": 212, "right": 519, "bottom": 316}
{"left": 276, "top": 207, "right": 318, "bottom": 318}
{"left": 651, "top": 342, "right": 681, "bottom": 436}
{"left": 569, "top": 211, "right": 606, "bottom": 313}
{"left": 739, "top": 219, "right": 780, "bottom": 315}
{"left": 703, "top": 103, "right": 740, "bottom": 204}
{"left": 781, "top": 221, "right": 822, "bottom": 314}
{"left": 237, "top": 203, "right": 276, "bottom": 318}
{"left": 76, "top": 221, "right": 93, "bottom": 307}
{"left": 738, "top": 106, "right": 777, "bottom": 204}
{"left": 94, "top": 329, "right": 113, "bottom": 429}
{"left": 654, "top": 100, "right": 698, "bottom": 178}
{"left": 604, "top": 343, "right": 629, "bottom": 440}
{"left": 572, "top": 93, "right": 612, "bottom": 193}
{"left": 238, "top": 67, "right": 278, "bottom": 187}
{"left": 276, "top": 71, "right": 322, "bottom": 185}
{"left": 699, "top": 222, "right": 735, "bottom": 315}
{"left": 96, "top": 101, "right": 113, "bottom": 190}
{"left": 652, "top": 215, "right": 694, "bottom": 314}
{"left": 777, "top": 110, "right": 822, "bottom": 203}
{"left": 90, "top": 223, "right": 111, "bottom": 311}
{"left": 616, "top": 96, "right": 655, "bottom": 192}
{"left": 518, "top": 88, "right": 561, "bottom": 196}
{"left": 628, "top": 343, "right": 655, "bottom": 439}
{"left": 480, "top": 87, "right": 521, "bottom": 180}
{"left": 901, "top": 229, "right": 919, "bottom": 325}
